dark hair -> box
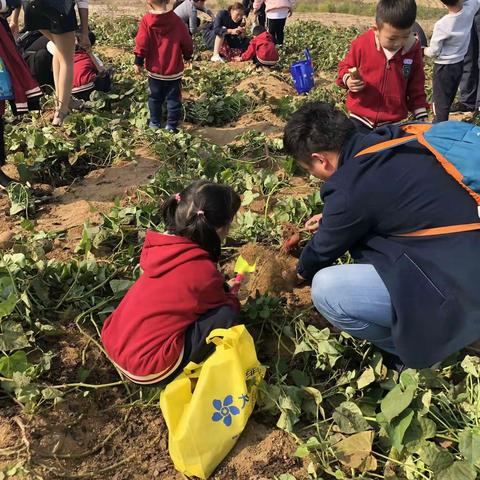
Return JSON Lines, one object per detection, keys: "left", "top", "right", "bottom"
{"left": 228, "top": 2, "right": 245, "bottom": 12}
{"left": 75, "top": 29, "right": 96, "bottom": 46}
{"left": 162, "top": 181, "right": 241, "bottom": 262}
{"left": 283, "top": 102, "right": 356, "bottom": 163}
{"left": 252, "top": 25, "right": 266, "bottom": 36}
{"left": 440, "top": 0, "right": 461, "bottom": 6}
{"left": 376, "top": 0, "right": 417, "bottom": 29}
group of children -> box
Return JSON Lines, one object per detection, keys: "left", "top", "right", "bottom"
{"left": 136, "top": 0, "right": 480, "bottom": 134}
{"left": 101, "top": 0, "right": 480, "bottom": 385}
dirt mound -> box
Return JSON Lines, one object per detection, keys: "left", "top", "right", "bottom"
{"left": 229, "top": 243, "right": 298, "bottom": 297}
{"left": 214, "top": 419, "right": 307, "bottom": 479}
{"left": 237, "top": 73, "right": 294, "bottom": 100}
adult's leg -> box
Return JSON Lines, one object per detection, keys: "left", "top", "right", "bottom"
{"left": 311, "top": 264, "right": 396, "bottom": 354}
{"left": 257, "top": 4, "right": 266, "bottom": 27}
{"left": 213, "top": 35, "right": 225, "bottom": 56}
{"left": 165, "top": 79, "right": 182, "bottom": 130}
{"left": 267, "top": 18, "right": 285, "bottom": 45}
{"left": 147, "top": 77, "right": 167, "bottom": 128}
{"left": 50, "top": 31, "right": 76, "bottom": 120}
{"left": 39, "top": 29, "right": 59, "bottom": 98}
{"left": 459, "top": 11, "right": 480, "bottom": 110}
{"left": 433, "top": 63, "right": 463, "bottom": 123}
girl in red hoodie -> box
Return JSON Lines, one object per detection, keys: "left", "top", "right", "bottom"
{"left": 101, "top": 181, "right": 242, "bottom": 385}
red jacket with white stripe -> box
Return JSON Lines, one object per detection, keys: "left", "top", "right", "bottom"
{"left": 337, "top": 29, "right": 428, "bottom": 128}
{"left": 241, "top": 31, "right": 279, "bottom": 65}
{"left": 72, "top": 50, "right": 97, "bottom": 94}
{"left": 101, "top": 232, "right": 240, "bottom": 381}
{"left": 134, "top": 11, "right": 193, "bottom": 81}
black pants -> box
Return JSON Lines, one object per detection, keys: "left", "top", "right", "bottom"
{"left": 150, "top": 306, "right": 238, "bottom": 387}
{"left": 147, "top": 77, "right": 182, "bottom": 129}
{"left": 433, "top": 62, "right": 464, "bottom": 123}
{"left": 459, "top": 10, "right": 480, "bottom": 109}
{"left": 267, "top": 17, "right": 286, "bottom": 45}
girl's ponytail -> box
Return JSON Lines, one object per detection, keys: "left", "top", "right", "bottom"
{"left": 161, "top": 181, "right": 240, "bottom": 262}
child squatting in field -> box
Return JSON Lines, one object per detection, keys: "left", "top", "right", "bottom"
{"left": 101, "top": 181, "right": 243, "bottom": 385}
{"left": 233, "top": 25, "right": 279, "bottom": 66}
{"left": 337, "top": 0, "right": 428, "bottom": 133}
{"left": 134, "top": 0, "right": 193, "bottom": 132}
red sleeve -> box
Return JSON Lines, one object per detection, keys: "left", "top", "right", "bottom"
{"left": 134, "top": 17, "right": 149, "bottom": 61}
{"left": 196, "top": 269, "right": 241, "bottom": 315}
{"left": 406, "top": 42, "right": 429, "bottom": 113}
{"left": 337, "top": 39, "right": 358, "bottom": 89}
{"left": 180, "top": 22, "right": 194, "bottom": 61}
{"left": 241, "top": 38, "right": 257, "bottom": 61}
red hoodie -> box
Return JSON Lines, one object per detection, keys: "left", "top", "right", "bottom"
{"left": 134, "top": 11, "right": 193, "bottom": 81}
{"left": 337, "top": 29, "right": 428, "bottom": 128}
{"left": 101, "top": 231, "right": 240, "bottom": 383}
{"left": 241, "top": 31, "right": 279, "bottom": 65}
{"left": 72, "top": 50, "right": 97, "bottom": 95}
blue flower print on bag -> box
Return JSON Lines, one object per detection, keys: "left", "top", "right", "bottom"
{"left": 211, "top": 395, "right": 240, "bottom": 426}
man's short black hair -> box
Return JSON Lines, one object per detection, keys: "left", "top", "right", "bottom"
{"left": 283, "top": 102, "right": 356, "bottom": 163}
{"left": 376, "top": 0, "right": 417, "bottom": 29}
{"left": 252, "top": 25, "right": 266, "bottom": 36}
{"left": 440, "top": 0, "right": 461, "bottom": 6}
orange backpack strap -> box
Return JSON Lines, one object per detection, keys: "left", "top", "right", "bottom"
{"left": 395, "top": 223, "right": 480, "bottom": 237}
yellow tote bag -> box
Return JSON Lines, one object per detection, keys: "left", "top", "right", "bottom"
{"left": 160, "top": 325, "right": 265, "bottom": 479}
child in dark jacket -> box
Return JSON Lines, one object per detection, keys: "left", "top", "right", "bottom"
{"left": 235, "top": 25, "right": 279, "bottom": 66}
{"left": 134, "top": 0, "right": 193, "bottom": 131}
{"left": 337, "top": 0, "right": 428, "bottom": 132}
{"left": 101, "top": 181, "right": 242, "bottom": 386}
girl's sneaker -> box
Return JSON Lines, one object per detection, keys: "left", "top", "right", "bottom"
{"left": 210, "top": 54, "right": 225, "bottom": 63}
{"left": 148, "top": 121, "right": 161, "bottom": 130}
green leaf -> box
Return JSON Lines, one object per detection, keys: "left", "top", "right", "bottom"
{"left": 0, "top": 321, "right": 30, "bottom": 352}
{"left": 461, "top": 356, "right": 480, "bottom": 378}
{"left": 459, "top": 428, "right": 480, "bottom": 467}
{"left": 389, "top": 408, "right": 414, "bottom": 453}
{"left": 418, "top": 442, "right": 454, "bottom": 471}
{"left": 333, "top": 402, "right": 371, "bottom": 434}
{"left": 241, "top": 190, "right": 259, "bottom": 207}
{"left": 290, "top": 369, "right": 310, "bottom": 387}
{"left": 436, "top": 461, "right": 477, "bottom": 480}
{"left": 357, "top": 366, "right": 376, "bottom": 389}
{"left": 0, "top": 351, "right": 29, "bottom": 377}
{"left": 0, "top": 293, "right": 18, "bottom": 319}
{"left": 110, "top": 279, "right": 134, "bottom": 294}
{"left": 380, "top": 383, "right": 416, "bottom": 423}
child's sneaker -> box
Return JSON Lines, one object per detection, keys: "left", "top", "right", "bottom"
{"left": 148, "top": 122, "right": 161, "bottom": 130}
{"left": 165, "top": 125, "right": 179, "bottom": 134}
{"left": 210, "top": 54, "right": 225, "bottom": 63}
{"left": 450, "top": 102, "right": 476, "bottom": 114}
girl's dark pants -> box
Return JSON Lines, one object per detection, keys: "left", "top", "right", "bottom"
{"left": 433, "top": 62, "right": 464, "bottom": 123}
{"left": 148, "top": 77, "right": 182, "bottom": 128}
{"left": 267, "top": 18, "right": 286, "bottom": 45}
{"left": 149, "top": 305, "right": 238, "bottom": 387}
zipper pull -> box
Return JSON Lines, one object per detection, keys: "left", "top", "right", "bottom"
{"left": 386, "top": 60, "right": 390, "bottom": 69}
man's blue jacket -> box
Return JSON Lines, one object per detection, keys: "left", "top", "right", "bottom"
{"left": 298, "top": 125, "right": 480, "bottom": 368}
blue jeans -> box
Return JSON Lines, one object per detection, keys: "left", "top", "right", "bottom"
{"left": 148, "top": 77, "right": 182, "bottom": 129}
{"left": 311, "top": 264, "right": 397, "bottom": 354}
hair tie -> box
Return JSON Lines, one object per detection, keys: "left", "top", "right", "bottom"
{"left": 197, "top": 210, "right": 205, "bottom": 216}
{"left": 174, "top": 193, "right": 181, "bottom": 203}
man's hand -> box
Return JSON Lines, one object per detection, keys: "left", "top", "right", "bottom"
{"left": 346, "top": 76, "right": 365, "bottom": 93}
{"left": 304, "top": 213, "right": 323, "bottom": 233}
{"left": 134, "top": 64, "right": 144, "bottom": 75}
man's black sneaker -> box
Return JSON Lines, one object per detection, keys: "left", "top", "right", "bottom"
{"left": 450, "top": 102, "right": 476, "bottom": 113}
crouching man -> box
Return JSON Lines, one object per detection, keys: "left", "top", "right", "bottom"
{"left": 284, "top": 102, "right": 480, "bottom": 369}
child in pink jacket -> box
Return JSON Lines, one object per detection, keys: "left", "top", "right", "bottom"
{"left": 253, "top": 0, "right": 295, "bottom": 45}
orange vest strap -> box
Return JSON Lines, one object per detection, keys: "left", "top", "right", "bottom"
{"left": 355, "top": 135, "right": 417, "bottom": 157}
{"left": 395, "top": 223, "right": 480, "bottom": 237}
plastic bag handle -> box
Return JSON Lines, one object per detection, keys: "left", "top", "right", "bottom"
{"left": 304, "top": 48, "right": 311, "bottom": 63}
{"left": 183, "top": 361, "right": 203, "bottom": 378}
{"left": 206, "top": 327, "right": 239, "bottom": 347}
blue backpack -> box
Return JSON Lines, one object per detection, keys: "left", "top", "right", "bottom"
{"left": 0, "top": 58, "right": 13, "bottom": 101}
{"left": 356, "top": 121, "right": 480, "bottom": 237}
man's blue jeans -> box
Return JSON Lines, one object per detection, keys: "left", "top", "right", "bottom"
{"left": 311, "top": 264, "right": 397, "bottom": 354}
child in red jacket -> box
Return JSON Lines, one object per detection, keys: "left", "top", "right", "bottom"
{"left": 101, "top": 181, "right": 242, "bottom": 386}
{"left": 337, "top": 0, "right": 428, "bottom": 132}
{"left": 134, "top": 0, "right": 193, "bottom": 132}
{"left": 235, "top": 26, "right": 279, "bottom": 66}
